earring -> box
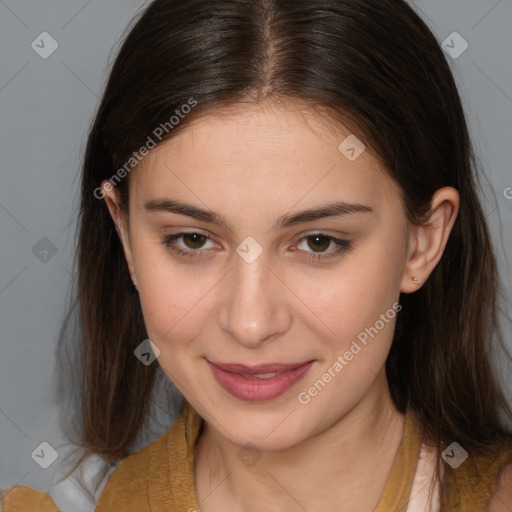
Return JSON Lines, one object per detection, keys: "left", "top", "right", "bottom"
{"left": 132, "top": 279, "right": 138, "bottom": 291}
{"left": 412, "top": 276, "right": 419, "bottom": 284}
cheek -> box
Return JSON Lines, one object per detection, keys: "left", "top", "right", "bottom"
{"left": 293, "top": 265, "right": 401, "bottom": 419}
{"left": 136, "top": 273, "right": 216, "bottom": 387}
{"left": 138, "top": 274, "right": 210, "bottom": 346}
{"left": 290, "top": 244, "right": 403, "bottom": 343}
{"left": 131, "top": 240, "right": 213, "bottom": 356}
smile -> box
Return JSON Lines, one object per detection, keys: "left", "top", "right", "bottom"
{"left": 206, "top": 359, "right": 315, "bottom": 401}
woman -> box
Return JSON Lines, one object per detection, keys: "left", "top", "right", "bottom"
{"left": 3, "top": 0, "right": 512, "bottom": 510}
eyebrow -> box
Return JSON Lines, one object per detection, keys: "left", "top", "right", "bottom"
{"left": 143, "top": 198, "right": 373, "bottom": 231}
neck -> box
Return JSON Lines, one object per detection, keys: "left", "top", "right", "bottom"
{"left": 194, "top": 367, "right": 405, "bottom": 512}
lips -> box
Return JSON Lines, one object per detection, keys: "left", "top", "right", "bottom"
{"left": 207, "top": 359, "right": 315, "bottom": 401}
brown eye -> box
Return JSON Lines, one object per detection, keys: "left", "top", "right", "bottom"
{"left": 306, "top": 235, "right": 331, "bottom": 252}
{"left": 161, "top": 231, "right": 216, "bottom": 259}
{"left": 296, "top": 233, "right": 352, "bottom": 261}
{"left": 182, "top": 233, "right": 207, "bottom": 249}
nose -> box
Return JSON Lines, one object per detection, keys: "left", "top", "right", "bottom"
{"left": 217, "top": 251, "right": 292, "bottom": 349}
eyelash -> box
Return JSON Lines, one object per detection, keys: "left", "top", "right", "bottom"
{"left": 160, "top": 231, "right": 352, "bottom": 262}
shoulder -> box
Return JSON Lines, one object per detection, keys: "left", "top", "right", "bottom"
{"left": 448, "top": 442, "right": 512, "bottom": 510}
{"left": 1, "top": 451, "right": 118, "bottom": 512}
{"left": 0, "top": 435, "right": 167, "bottom": 512}
{"left": 487, "top": 461, "right": 512, "bottom": 511}
{"left": 1, "top": 485, "right": 59, "bottom": 512}
{"left": 96, "top": 403, "right": 200, "bottom": 509}
{"left": 95, "top": 426, "right": 170, "bottom": 507}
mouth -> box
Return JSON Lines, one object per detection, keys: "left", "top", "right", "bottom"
{"left": 206, "top": 359, "right": 315, "bottom": 401}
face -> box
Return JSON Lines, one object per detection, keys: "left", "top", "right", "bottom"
{"left": 104, "top": 100, "right": 414, "bottom": 451}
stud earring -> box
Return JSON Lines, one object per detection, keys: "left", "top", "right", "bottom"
{"left": 412, "top": 276, "right": 419, "bottom": 284}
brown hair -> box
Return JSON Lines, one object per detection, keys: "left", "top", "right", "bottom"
{"left": 56, "top": 0, "right": 512, "bottom": 506}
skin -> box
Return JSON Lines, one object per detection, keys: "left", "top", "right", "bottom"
{"left": 102, "top": 99, "right": 460, "bottom": 512}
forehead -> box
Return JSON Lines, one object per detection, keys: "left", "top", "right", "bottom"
{"left": 129, "top": 101, "right": 401, "bottom": 220}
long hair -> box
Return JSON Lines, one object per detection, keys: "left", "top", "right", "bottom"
{"left": 57, "top": 0, "right": 512, "bottom": 506}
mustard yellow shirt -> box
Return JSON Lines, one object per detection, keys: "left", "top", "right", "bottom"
{"left": 2, "top": 400, "right": 510, "bottom": 511}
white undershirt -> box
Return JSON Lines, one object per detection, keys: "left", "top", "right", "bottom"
{"left": 406, "top": 441, "right": 441, "bottom": 512}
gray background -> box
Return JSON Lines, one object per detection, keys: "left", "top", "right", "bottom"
{"left": 1, "top": 0, "right": 511, "bottom": 492}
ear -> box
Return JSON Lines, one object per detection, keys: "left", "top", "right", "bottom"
{"left": 100, "top": 181, "right": 138, "bottom": 287}
{"left": 400, "top": 186, "right": 460, "bottom": 293}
